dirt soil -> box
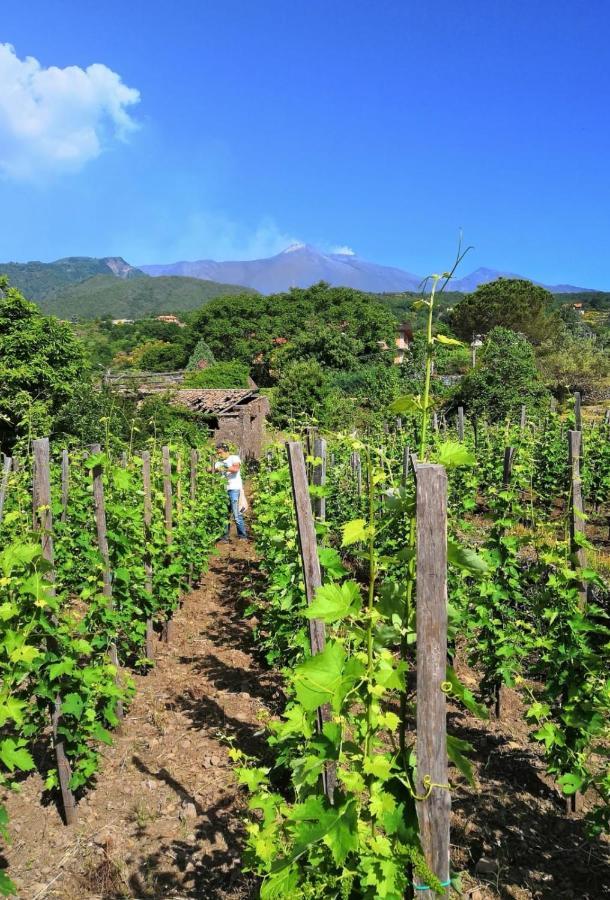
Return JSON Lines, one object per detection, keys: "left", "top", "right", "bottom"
{"left": 2, "top": 539, "right": 282, "bottom": 899}
{"left": 2, "top": 537, "right": 610, "bottom": 899}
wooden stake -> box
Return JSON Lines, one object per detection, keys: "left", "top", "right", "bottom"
{"left": 141, "top": 451, "right": 155, "bottom": 660}
{"left": 286, "top": 441, "right": 336, "bottom": 802}
{"left": 415, "top": 463, "right": 450, "bottom": 896}
{"left": 32, "top": 438, "right": 78, "bottom": 826}
{"left": 312, "top": 437, "right": 327, "bottom": 522}
{"left": 457, "top": 406, "right": 465, "bottom": 442}
{"left": 176, "top": 451, "right": 183, "bottom": 516}
{"left": 568, "top": 430, "right": 587, "bottom": 607}
{"left": 520, "top": 405, "right": 527, "bottom": 430}
{"left": 89, "top": 444, "right": 123, "bottom": 719}
{"left": 188, "top": 449, "right": 198, "bottom": 589}
{"left": 162, "top": 446, "right": 173, "bottom": 544}
{"left": 402, "top": 445, "right": 411, "bottom": 486}
{"left": 490, "top": 445, "right": 515, "bottom": 719}
{"left": 60, "top": 449, "right": 69, "bottom": 523}
{"left": 351, "top": 451, "right": 362, "bottom": 497}
{"left": 503, "top": 447, "right": 514, "bottom": 487}
{"left": 0, "top": 455, "right": 12, "bottom": 524}
{"left": 574, "top": 392, "right": 582, "bottom": 431}
{"left": 161, "top": 446, "right": 174, "bottom": 641}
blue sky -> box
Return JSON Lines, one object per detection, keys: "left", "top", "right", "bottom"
{"left": 1, "top": 0, "right": 609, "bottom": 287}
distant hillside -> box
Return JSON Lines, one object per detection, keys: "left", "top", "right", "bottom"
{"left": 0, "top": 256, "right": 145, "bottom": 300}
{"left": 40, "top": 274, "right": 256, "bottom": 320}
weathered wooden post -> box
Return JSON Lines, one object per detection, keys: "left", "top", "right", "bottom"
{"left": 396, "top": 416, "right": 403, "bottom": 431}
{"left": 162, "top": 446, "right": 174, "bottom": 544}
{"left": 503, "top": 446, "right": 514, "bottom": 487}
{"left": 433, "top": 412, "right": 439, "bottom": 432}
{"left": 520, "top": 405, "right": 527, "bottom": 431}
{"left": 89, "top": 444, "right": 123, "bottom": 719}
{"left": 415, "top": 463, "right": 450, "bottom": 896}
{"left": 0, "top": 455, "right": 12, "bottom": 524}
{"left": 550, "top": 396, "right": 557, "bottom": 414}
{"left": 176, "top": 451, "right": 184, "bottom": 516}
{"left": 312, "top": 437, "right": 327, "bottom": 522}
{"left": 60, "top": 449, "right": 69, "bottom": 523}
{"left": 188, "top": 448, "right": 198, "bottom": 589}
{"left": 490, "top": 446, "right": 516, "bottom": 720}
{"left": 568, "top": 430, "right": 586, "bottom": 602}
{"left": 286, "top": 441, "right": 336, "bottom": 802}
{"left": 161, "top": 446, "right": 175, "bottom": 641}
{"left": 351, "top": 451, "right": 362, "bottom": 497}
{"left": 141, "top": 451, "right": 155, "bottom": 660}
{"left": 567, "top": 433, "right": 585, "bottom": 816}
{"left": 32, "top": 438, "right": 78, "bottom": 826}
{"left": 457, "top": 406, "right": 465, "bottom": 442}
{"left": 402, "top": 445, "right": 411, "bottom": 486}
{"left": 574, "top": 392, "right": 582, "bottom": 432}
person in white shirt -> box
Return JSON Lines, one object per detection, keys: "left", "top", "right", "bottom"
{"left": 215, "top": 445, "right": 248, "bottom": 539}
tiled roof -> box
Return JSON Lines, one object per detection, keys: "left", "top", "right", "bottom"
{"left": 171, "top": 389, "right": 257, "bottom": 414}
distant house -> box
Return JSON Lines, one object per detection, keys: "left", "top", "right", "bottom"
{"left": 111, "top": 318, "right": 135, "bottom": 326}
{"left": 155, "top": 314, "right": 185, "bottom": 327}
{"left": 572, "top": 303, "right": 585, "bottom": 315}
{"left": 394, "top": 323, "right": 411, "bottom": 364}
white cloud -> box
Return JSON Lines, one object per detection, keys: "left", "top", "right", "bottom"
{"left": 330, "top": 245, "right": 356, "bottom": 256}
{"left": 0, "top": 43, "right": 140, "bottom": 180}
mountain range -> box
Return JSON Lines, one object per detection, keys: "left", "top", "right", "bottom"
{"left": 140, "top": 243, "right": 593, "bottom": 295}
{"left": 0, "top": 247, "right": 595, "bottom": 321}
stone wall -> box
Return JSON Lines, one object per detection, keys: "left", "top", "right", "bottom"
{"left": 213, "top": 396, "right": 270, "bottom": 459}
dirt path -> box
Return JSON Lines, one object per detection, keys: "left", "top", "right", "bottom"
{"left": 3, "top": 538, "right": 280, "bottom": 899}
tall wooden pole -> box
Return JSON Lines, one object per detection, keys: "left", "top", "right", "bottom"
{"left": 89, "top": 444, "right": 123, "bottom": 719}
{"left": 286, "top": 441, "right": 335, "bottom": 802}
{"left": 415, "top": 464, "right": 450, "bottom": 896}
{"left": 161, "top": 446, "right": 174, "bottom": 641}
{"left": 312, "top": 437, "right": 327, "bottom": 522}
{"left": 457, "top": 406, "right": 465, "bottom": 442}
{"left": 574, "top": 392, "right": 582, "bottom": 432}
{"left": 32, "top": 438, "right": 78, "bottom": 826}
{"left": 141, "top": 450, "right": 155, "bottom": 660}
{"left": 60, "top": 449, "right": 69, "bottom": 523}
{"left": 0, "top": 455, "right": 12, "bottom": 524}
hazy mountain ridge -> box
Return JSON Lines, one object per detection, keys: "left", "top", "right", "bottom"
{"left": 0, "top": 256, "right": 145, "bottom": 301}
{"left": 39, "top": 274, "right": 256, "bottom": 320}
{"left": 140, "top": 244, "right": 593, "bottom": 295}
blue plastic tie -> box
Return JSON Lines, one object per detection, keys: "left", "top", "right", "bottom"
{"left": 414, "top": 879, "right": 451, "bottom": 891}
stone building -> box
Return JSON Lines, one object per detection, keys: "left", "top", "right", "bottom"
{"left": 103, "top": 372, "right": 270, "bottom": 459}
{"left": 171, "top": 388, "right": 270, "bottom": 459}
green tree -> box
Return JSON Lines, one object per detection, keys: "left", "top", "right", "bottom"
{"left": 186, "top": 337, "right": 216, "bottom": 371}
{"left": 183, "top": 361, "right": 250, "bottom": 388}
{"left": 450, "top": 278, "right": 558, "bottom": 344}
{"left": 189, "top": 283, "right": 396, "bottom": 383}
{"left": 537, "top": 335, "right": 610, "bottom": 400}
{"left": 54, "top": 385, "right": 136, "bottom": 448}
{"left": 137, "top": 339, "right": 188, "bottom": 371}
{"left": 277, "top": 324, "right": 364, "bottom": 371}
{"left": 332, "top": 362, "right": 400, "bottom": 411}
{"left": 270, "top": 359, "right": 332, "bottom": 427}
{"left": 0, "top": 277, "right": 87, "bottom": 450}
{"left": 455, "top": 327, "right": 548, "bottom": 421}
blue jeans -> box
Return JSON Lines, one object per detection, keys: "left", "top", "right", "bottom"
{"left": 226, "top": 489, "right": 247, "bottom": 537}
